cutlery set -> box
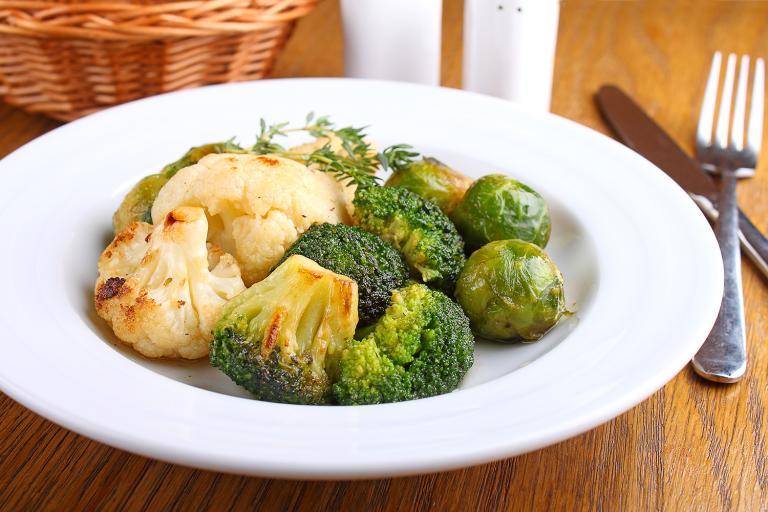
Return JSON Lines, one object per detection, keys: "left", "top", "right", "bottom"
{"left": 596, "top": 52, "right": 766, "bottom": 383}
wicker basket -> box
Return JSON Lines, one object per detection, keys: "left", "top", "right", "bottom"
{"left": 0, "top": 0, "right": 318, "bottom": 121}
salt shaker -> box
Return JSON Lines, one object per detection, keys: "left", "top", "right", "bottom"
{"left": 463, "top": 0, "right": 560, "bottom": 111}
{"left": 340, "top": 0, "right": 443, "bottom": 85}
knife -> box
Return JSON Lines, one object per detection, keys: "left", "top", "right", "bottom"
{"left": 595, "top": 85, "right": 768, "bottom": 280}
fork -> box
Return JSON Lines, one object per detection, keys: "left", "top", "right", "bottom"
{"left": 691, "top": 52, "right": 765, "bottom": 383}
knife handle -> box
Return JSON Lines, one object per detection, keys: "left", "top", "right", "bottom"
{"left": 693, "top": 195, "right": 768, "bottom": 280}
{"left": 738, "top": 210, "right": 768, "bottom": 278}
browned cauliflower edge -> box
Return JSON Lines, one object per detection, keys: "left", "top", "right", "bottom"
{"left": 95, "top": 206, "right": 246, "bottom": 359}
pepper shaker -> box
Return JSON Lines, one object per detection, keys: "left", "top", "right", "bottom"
{"left": 340, "top": 0, "right": 443, "bottom": 85}
{"left": 463, "top": 0, "right": 560, "bottom": 111}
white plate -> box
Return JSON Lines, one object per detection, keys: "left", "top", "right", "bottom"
{"left": 0, "top": 79, "right": 722, "bottom": 479}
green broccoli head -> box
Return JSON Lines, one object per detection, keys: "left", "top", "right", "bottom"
{"left": 333, "top": 283, "right": 474, "bottom": 405}
{"left": 211, "top": 255, "right": 359, "bottom": 405}
{"left": 352, "top": 185, "right": 466, "bottom": 294}
{"left": 280, "top": 223, "right": 409, "bottom": 326}
{"left": 331, "top": 336, "right": 412, "bottom": 405}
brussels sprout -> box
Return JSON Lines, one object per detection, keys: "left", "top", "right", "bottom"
{"left": 455, "top": 239, "right": 566, "bottom": 341}
{"left": 385, "top": 157, "right": 473, "bottom": 215}
{"left": 112, "top": 174, "right": 168, "bottom": 233}
{"left": 452, "top": 174, "right": 551, "bottom": 249}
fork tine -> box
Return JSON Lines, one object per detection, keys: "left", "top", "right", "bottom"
{"left": 697, "top": 52, "right": 722, "bottom": 148}
{"left": 731, "top": 55, "right": 749, "bottom": 150}
{"left": 747, "top": 57, "right": 765, "bottom": 158}
{"left": 715, "top": 53, "right": 737, "bottom": 149}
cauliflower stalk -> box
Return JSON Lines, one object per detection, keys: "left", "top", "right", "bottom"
{"left": 95, "top": 206, "right": 246, "bottom": 359}
{"left": 151, "top": 153, "right": 353, "bottom": 285}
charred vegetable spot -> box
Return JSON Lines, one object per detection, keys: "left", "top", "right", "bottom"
{"left": 113, "top": 229, "right": 135, "bottom": 246}
{"left": 120, "top": 303, "right": 136, "bottom": 323}
{"left": 145, "top": 233, "right": 152, "bottom": 243}
{"left": 163, "top": 212, "right": 178, "bottom": 229}
{"left": 163, "top": 208, "right": 195, "bottom": 230}
{"left": 337, "top": 280, "right": 354, "bottom": 316}
{"left": 163, "top": 208, "right": 197, "bottom": 230}
{"left": 97, "top": 277, "right": 126, "bottom": 301}
{"left": 135, "top": 289, "right": 151, "bottom": 305}
{"left": 263, "top": 308, "right": 287, "bottom": 352}
{"left": 298, "top": 267, "right": 323, "bottom": 280}
{"left": 166, "top": 208, "right": 199, "bottom": 226}
{"left": 256, "top": 156, "right": 280, "bottom": 166}
{"left": 177, "top": 300, "right": 186, "bottom": 308}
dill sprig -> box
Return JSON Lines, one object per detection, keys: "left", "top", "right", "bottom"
{"left": 249, "top": 114, "right": 419, "bottom": 188}
{"left": 379, "top": 144, "right": 419, "bottom": 173}
{"left": 304, "top": 144, "right": 379, "bottom": 188}
{"left": 252, "top": 119, "right": 288, "bottom": 154}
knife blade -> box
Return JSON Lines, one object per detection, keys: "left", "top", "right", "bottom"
{"left": 595, "top": 85, "right": 768, "bottom": 281}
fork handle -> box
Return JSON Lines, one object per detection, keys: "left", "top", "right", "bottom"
{"left": 692, "top": 169, "right": 747, "bottom": 382}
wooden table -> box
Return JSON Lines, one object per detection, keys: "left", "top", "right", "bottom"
{"left": 2, "top": 1, "right": 767, "bottom": 510}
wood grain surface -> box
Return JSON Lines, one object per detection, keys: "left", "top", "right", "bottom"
{"left": 2, "top": 0, "right": 767, "bottom": 510}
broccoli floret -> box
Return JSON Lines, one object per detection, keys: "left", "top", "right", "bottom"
{"left": 333, "top": 283, "right": 474, "bottom": 405}
{"left": 352, "top": 185, "right": 466, "bottom": 294}
{"left": 210, "top": 255, "right": 358, "bottom": 405}
{"left": 280, "top": 223, "right": 408, "bottom": 325}
{"left": 331, "top": 337, "right": 412, "bottom": 404}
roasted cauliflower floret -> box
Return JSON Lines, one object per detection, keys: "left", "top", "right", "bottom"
{"left": 151, "top": 153, "right": 353, "bottom": 285}
{"left": 95, "top": 206, "right": 246, "bottom": 359}
{"left": 289, "top": 136, "right": 356, "bottom": 218}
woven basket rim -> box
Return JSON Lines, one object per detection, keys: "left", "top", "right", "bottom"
{"left": 0, "top": 0, "right": 317, "bottom": 39}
